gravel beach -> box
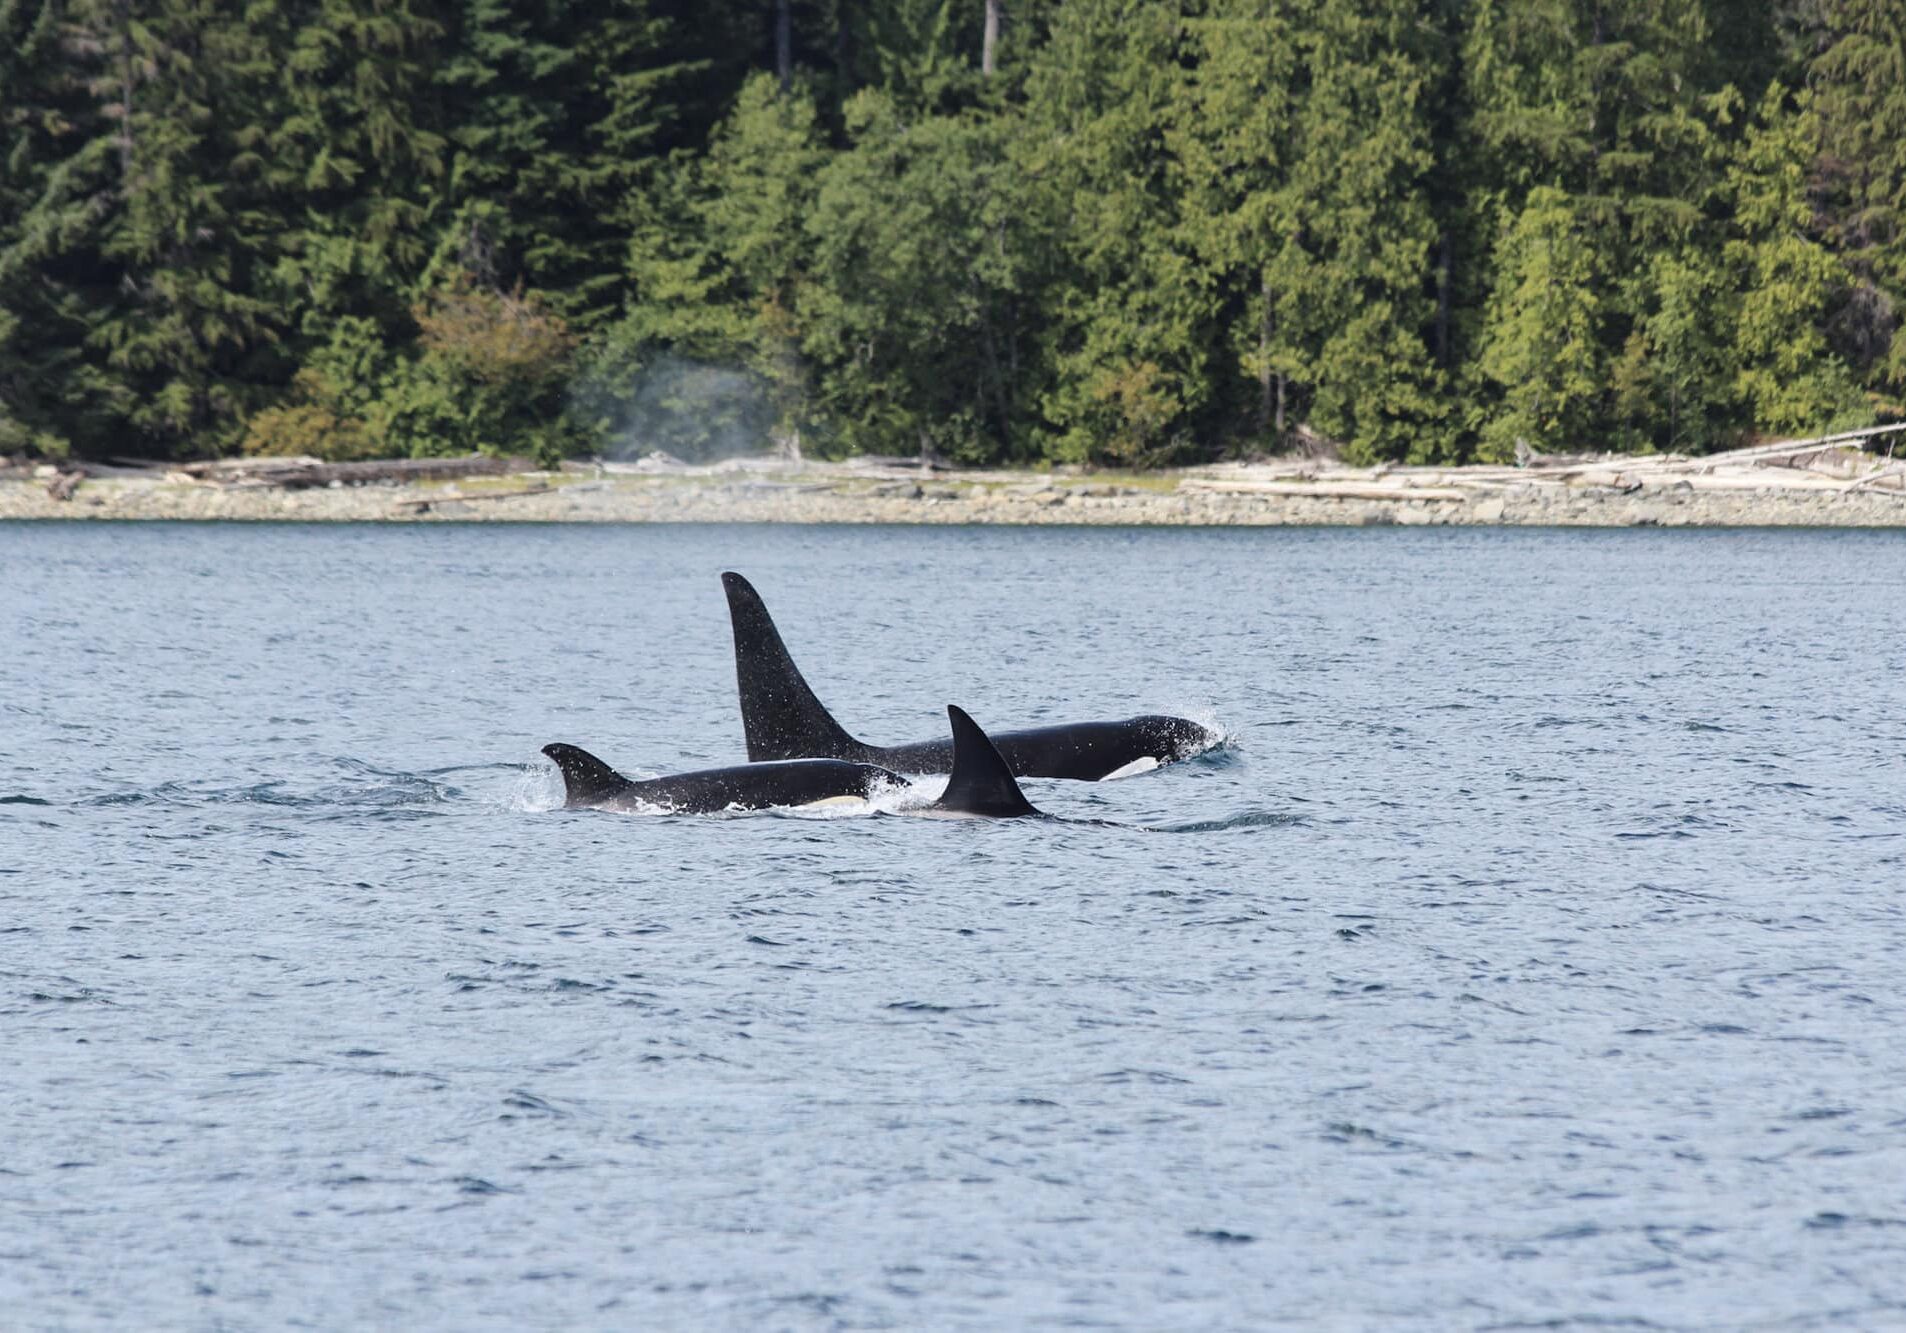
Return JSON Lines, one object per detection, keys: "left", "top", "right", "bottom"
{"left": 6, "top": 456, "right": 1905, "bottom": 526}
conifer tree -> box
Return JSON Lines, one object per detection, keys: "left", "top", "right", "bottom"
{"left": 603, "top": 72, "right": 827, "bottom": 454}
{"left": 1280, "top": 0, "right": 1442, "bottom": 462}
{"left": 1476, "top": 185, "right": 1605, "bottom": 458}
{"left": 1611, "top": 247, "right": 1736, "bottom": 452}
{"left": 1460, "top": 0, "right": 1721, "bottom": 454}
{"left": 434, "top": 0, "right": 747, "bottom": 329}
{"left": 2, "top": 0, "right": 286, "bottom": 455}
{"left": 1809, "top": 0, "right": 1906, "bottom": 404}
{"left": 0, "top": 0, "right": 1889, "bottom": 463}
{"left": 0, "top": 0, "right": 112, "bottom": 453}
{"left": 1724, "top": 83, "right": 1865, "bottom": 431}
{"left": 1173, "top": 0, "right": 1303, "bottom": 444}
{"left": 801, "top": 89, "right": 1040, "bottom": 459}
{"left": 1018, "top": 0, "right": 1211, "bottom": 463}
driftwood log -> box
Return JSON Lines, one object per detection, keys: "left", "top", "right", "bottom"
{"left": 101, "top": 454, "right": 538, "bottom": 489}
{"left": 1182, "top": 479, "right": 1469, "bottom": 501}
{"left": 206, "top": 455, "right": 536, "bottom": 489}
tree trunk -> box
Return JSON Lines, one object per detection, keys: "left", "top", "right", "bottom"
{"left": 1435, "top": 230, "right": 1451, "bottom": 367}
{"left": 983, "top": 0, "right": 1000, "bottom": 77}
{"left": 115, "top": 0, "right": 135, "bottom": 190}
{"left": 1258, "top": 272, "right": 1274, "bottom": 436}
{"left": 776, "top": 0, "right": 791, "bottom": 94}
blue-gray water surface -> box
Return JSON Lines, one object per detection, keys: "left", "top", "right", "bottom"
{"left": 3, "top": 521, "right": 1904, "bottom": 1330}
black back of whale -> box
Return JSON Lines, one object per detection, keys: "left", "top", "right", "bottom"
{"left": 541, "top": 745, "right": 901, "bottom": 815}
{"left": 722, "top": 571, "right": 1217, "bottom": 780}
{"left": 544, "top": 706, "right": 1039, "bottom": 818}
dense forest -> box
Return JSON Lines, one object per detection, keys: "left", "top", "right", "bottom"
{"left": 2, "top": 0, "right": 1903, "bottom": 467}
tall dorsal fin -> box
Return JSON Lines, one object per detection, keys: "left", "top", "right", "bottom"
{"left": 722, "top": 572, "right": 866, "bottom": 762}
{"left": 936, "top": 706, "right": 1039, "bottom": 818}
{"left": 542, "top": 743, "right": 634, "bottom": 807}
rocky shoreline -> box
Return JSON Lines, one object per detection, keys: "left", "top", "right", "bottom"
{"left": 5, "top": 451, "right": 1906, "bottom": 527}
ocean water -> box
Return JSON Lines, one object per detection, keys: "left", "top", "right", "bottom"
{"left": 3, "top": 520, "right": 1904, "bottom": 1330}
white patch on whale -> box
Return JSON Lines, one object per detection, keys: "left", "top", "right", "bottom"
{"left": 1099, "top": 756, "right": 1161, "bottom": 781}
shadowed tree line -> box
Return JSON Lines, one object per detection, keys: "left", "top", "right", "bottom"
{"left": 3, "top": 0, "right": 1903, "bottom": 466}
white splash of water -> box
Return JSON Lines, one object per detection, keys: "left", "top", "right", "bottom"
{"left": 507, "top": 763, "right": 566, "bottom": 813}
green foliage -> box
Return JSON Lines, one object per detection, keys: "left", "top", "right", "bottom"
{"left": 1612, "top": 249, "right": 1738, "bottom": 452}
{"left": 1020, "top": 0, "right": 1209, "bottom": 465}
{"left": 1723, "top": 84, "right": 1867, "bottom": 432}
{"left": 800, "top": 90, "right": 1041, "bottom": 461}
{"left": 1279, "top": 0, "right": 1444, "bottom": 463}
{"left": 1476, "top": 187, "right": 1608, "bottom": 459}
{"left": 241, "top": 278, "right": 575, "bottom": 461}
{"left": 602, "top": 73, "right": 826, "bottom": 452}
{"left": 0, "top": 0, "right": 1893, "bottom": 464}
{"left": 1809, "top": 0, "right": 1906, "bottom": 400}
{"left": 240, "top": 314, "right": 393, "bottom": 459}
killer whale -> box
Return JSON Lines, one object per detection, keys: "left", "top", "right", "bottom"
{"left": 722, "top": 571, "right": 1219, "bottom": 780}
{"left": 542, "top": 745, "right": 900, "bottom": 814}
{"left": 544, "top": 705, "right": 1040, "bottom": 819}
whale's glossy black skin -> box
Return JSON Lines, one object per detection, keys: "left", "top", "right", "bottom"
{"left": 722, "top": 571, "right": 1220, "bottom": 780}
{"left": 544, "top": 705, "right": 1042, "bottom": 819}
{"left": 542, "top": 745, "right": 903, "bottom": 815}
{"left": 936, "top": 705, "right": 1040, "bottom": 818}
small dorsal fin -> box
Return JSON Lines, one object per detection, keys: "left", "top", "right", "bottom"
{"left": 935, "top": 706, "right": 1039, "bottom": 818}
{"left": 542, "top": 743, "right": 634, "bottom": 807}
{"left": 722, "top": 572, "right": 867, "bottom": 762}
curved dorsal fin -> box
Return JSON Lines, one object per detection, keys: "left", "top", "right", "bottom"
{"left": 936, "top": 706, "right": 1039, "bottom": 818}
{"left": 542, "top": 743, "right": 634, "bottom": 807}
{"left": 722, "top": 572, "right": 866, "bottom": 762}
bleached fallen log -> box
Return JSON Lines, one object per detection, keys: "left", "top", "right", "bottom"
{"left": 1751, "top": 422, "right": 1906, "bottom": 454}
{"left": 1443, "top": 476, "right": 1541, "bottom": 490}
{"left": 1561, "top": 470, "right": 1639, "bottom": 489}
{"left": 1633, "top": 470, "right": 1851, "bottom": 492}
{"left": 223, "top": 455, "right": 536, "bottom": 489}
{"left": 115, "top": 455, "right": 325, "bottom": 473}
{"left": 1180, "top": 479, "right": 1468, "bottom": 501}
{"left": 1618, "top": 425, "right": 1906, "bottom": 472}
{"left": 1846, "top": 465, "right": 1906, "bottom": 494}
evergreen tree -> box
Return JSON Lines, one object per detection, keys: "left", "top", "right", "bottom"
{"left": 87, "top": 0, "right": 286, "bottom": 451}
{"left": 0, "top": 0, "right": 1884, "bottom": 464}
{"left": 1723, "top": 83, "right": 1865, "bottom": 432}
{"left": 1174, "top": 0, "right": 1442, "bottom": 462}
{"left": 1460, "top": 0, "right": 1722, "bottom": 454}
{"left": 2, "top": 0, "right": 286, "bottom": 456}
{"left": 1476, "top": 185, "right": 1606, "bottom": 458}
{"left": 801, "top": 89, "right": 1042, "bottom": 459}
{"left": 0, "top": 0, "right": 114, "bottom": 454}
{"left": 1810, "top": 0, "right": 1906, "bottom": 405}
{"left": 1611, "top": 247, "right": 1736, "bottom": 452}
{"left": 263, "top": 0, "right": 446, "bottom": 330}
{"left": 599, "top": 72, "right": 827, "bottom": 456}
{"left": 1019, "top": 0, "right": 1211, "bottom": 463}
{"left": 1280, "top": 0, "right": 1442, "bottom": 462}
{"left": 1173, "top": 0, "right": 1304, "bottom": 444}
{"left": 433, "top": 0, "right": 747, "bottom": 328}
